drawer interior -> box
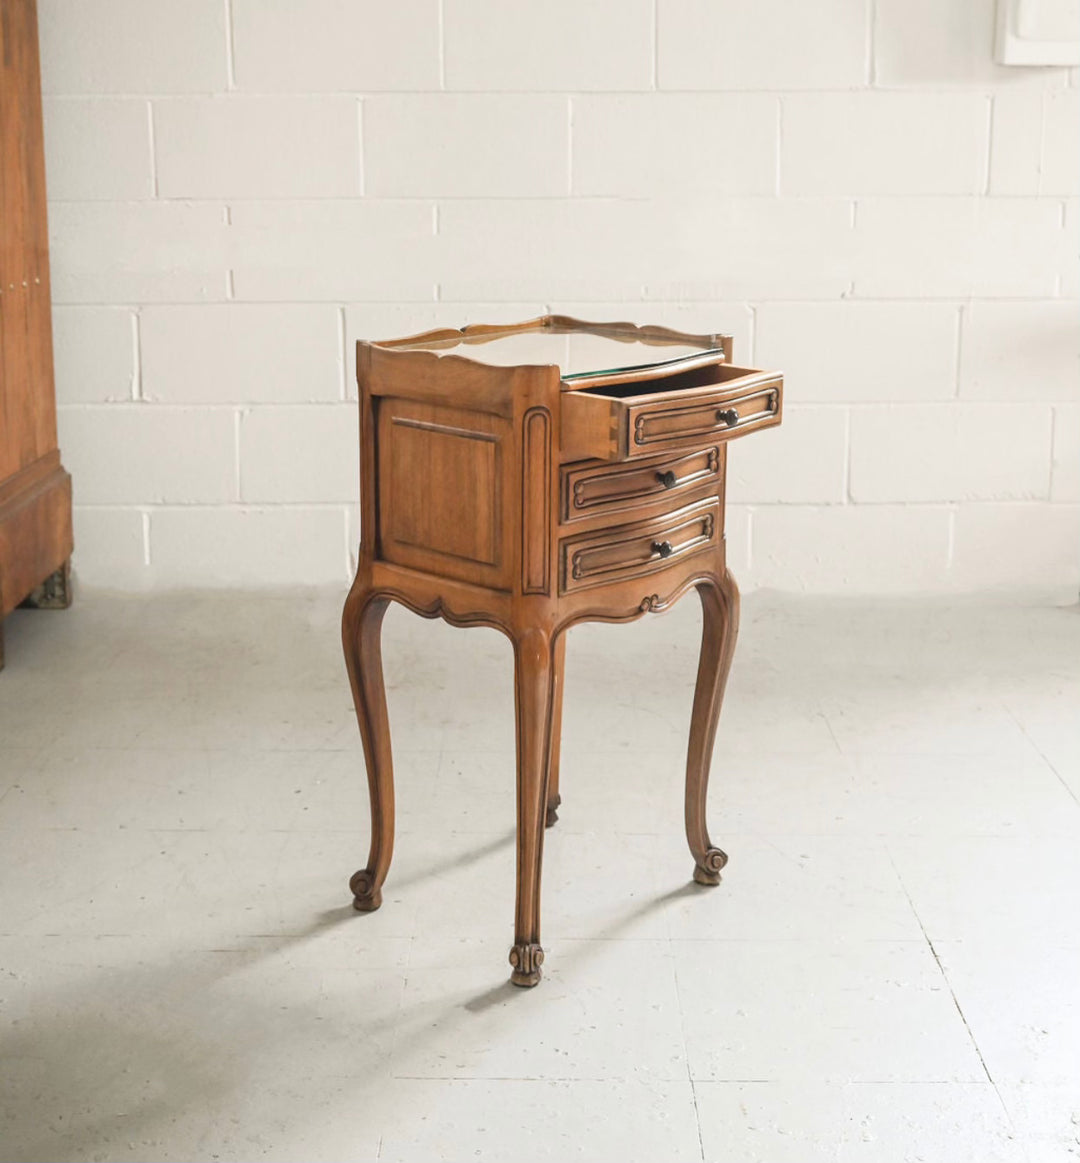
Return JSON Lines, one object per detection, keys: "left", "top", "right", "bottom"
{"left": 574, "top": 363, "right": 752, "bottom": 400}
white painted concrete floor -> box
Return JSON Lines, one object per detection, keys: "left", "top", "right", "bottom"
{"left": 0, "top": 589, "right": 1078, "bottom": 1163}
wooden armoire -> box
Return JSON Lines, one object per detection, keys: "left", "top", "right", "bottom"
{"left": 0, "top": 0, "right": 73, "bottom": 670}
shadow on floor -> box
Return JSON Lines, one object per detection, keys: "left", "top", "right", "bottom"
{"left": 2, "top": 829, "right": 706, "bottom": 1161}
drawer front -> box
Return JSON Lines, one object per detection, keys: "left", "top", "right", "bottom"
{"left": 559, "top": 499, "right": 719, "bottom": 594}
{"left": 629, "top": 383, "right": 780, "bottom": 455}
{"left": 562, "top": 446, "right": 721, "bottom": 524}
{"left": 560, "top": 364, "right": 783, "bottom": 462}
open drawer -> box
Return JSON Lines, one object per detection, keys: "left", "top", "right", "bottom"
{"left": 560, "top": 363, "right": 783, "bottom": 463}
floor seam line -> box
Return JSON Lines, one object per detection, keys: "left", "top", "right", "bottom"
{"left": 884, "top": 843, "right": 1023, "bottom": 1147}
{"left": 1002, "top": 702, "right": 1080, "bottom": 807}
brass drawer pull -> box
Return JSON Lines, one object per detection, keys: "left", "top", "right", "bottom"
{"left": 716, "top": 408, "right": 739, "bottom": 428}
{"left": 656, "top": 470, "right": 677, "bottom": 489}
{"left": 652, "top": 540, "right": 674, "bottom": 559}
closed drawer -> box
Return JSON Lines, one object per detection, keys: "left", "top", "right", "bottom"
{"left": 561, "top": 363, "right": 782, "bottom": 462}
{"left": 559, "top": 498, "right": 719, "bottom": 594}
{"left": 562, "top": 446, "right": 721, "bottom": 524}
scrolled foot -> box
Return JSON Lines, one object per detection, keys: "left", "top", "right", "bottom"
{"left": 545, "top": 793, "right": 561, "bottom": 828}
{"left": 692, "top": 847, "right": 728, "bottom": 886}
{"left": 350, "top": 869, "right": 382, "bottom": 912}
{"left": 508, "top": 942, "right": 544, "bottom": 987}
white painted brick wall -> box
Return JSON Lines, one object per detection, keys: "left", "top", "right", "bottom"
{"left": 57, "top": 408, "right": 236, "bottom": 505}
{"left": 444, "top": 0, "right": 653, "bottom": 91}
{"left": 852, "top": 198, "right": 1067, "bottom": 298}
{"left": 781, "top": 94, "right": 989, "bottom": 195}
{"left": 228, "top": 201, "right": 437, "bottom": 302}
{"left": 49, "top": 202, "right": 229, "bottom": 304}
{"left": 153, "top": 98, "right": 360, "bottom": 199}
{"left": 230, "top": 0, "right": 440, "bottom": 93}
{"left": 149, "top": 508, "right": 348, "bottom": 587}
{"left": 39, "top": 0, "right": 226, "bottom": 94}
{"left": 959, "top": 302, "right": 1080, "bottom": 400}
{"left": 754, "top": 303, "right": 960, "bottom": 402}
{"left": 1052, "top": 406, "right": 1080, "bottom": 502}
{"left": 1041, "top": 91, "right": 1080, "bottom": 196}
{"left": 749, "top": 505, "right": 954, "bottom": 593}
{"left": 657, "top": 0, "right": 869, "bottom": 91}
{"left": 51, "top": 307, "right": 135, "bottom": 404}
{"left": 139, "top": 305, "right": 343, "bottom": 404}
{"left": 951, "top": 504, "right": 1080, "bottom": 590}
{"left": 572, "top": 95, "right": 777, "bottom": 196}
{"left": 364, "top": 95, "right": 569, "bottom": 197}
{"left": 69, "top": 508, "right": 147, "bottom": 590}
{"left": 239, "top": 406, "right": 360, "bottom": 504}
{"left": 36, "top": 0, "right": 1078, "bottom": 595}
{"left": 873, "top": 0, "right": 1014, "bottom": 87}
{"left": 849, "top": 405, "right": 1053, "bottom": 502}
{"left": 42, "top": 99, "right": 153, "bottom": 200}
{"left": 728, "top": 408, "right": 848, "bottom": 505}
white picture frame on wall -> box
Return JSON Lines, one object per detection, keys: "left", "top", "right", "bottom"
{"left": 996, "top": 0, "right": 1080, "bottom": 64}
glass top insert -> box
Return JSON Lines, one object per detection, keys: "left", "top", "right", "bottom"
{"left": 373, "top": 317, "right": 727, "bottom": 381}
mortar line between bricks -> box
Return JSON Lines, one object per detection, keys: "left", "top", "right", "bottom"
{"left": 146, "top": 101, "right": 158, "bottom": 198}
{"left": 49, "top": 296, "right": 1077, "bottom": 308}
{"left": 48, "top": 87, "right": 993, "bottom": 98}
{"left": 982, "top": 96, "right": 994, "bottom": 195}
{"left": 42, "top": 191, "right": 1063, "bottom": 204}
{"left": 130, "top": 311, "right": 142, "bottom": 401}
{"left": 223, "top": 0, "right": 236, "bottom": 91}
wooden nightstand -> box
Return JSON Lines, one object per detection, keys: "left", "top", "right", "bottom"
{"left": 342, "top": 316, "right": 783, "bottom": 986}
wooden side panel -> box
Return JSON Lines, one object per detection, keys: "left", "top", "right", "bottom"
{"left": 377, "top": 398, "right": 513, "bottom": 590}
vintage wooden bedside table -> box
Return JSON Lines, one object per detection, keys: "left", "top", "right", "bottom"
{"left": 342, "top": 316, "right": 783, "bottom": 986}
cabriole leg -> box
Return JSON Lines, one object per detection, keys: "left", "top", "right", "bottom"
{"left": 685, "top": 570, "right": 740, "bottom": 886}
{"left": 342, "top": 587, "right": 394, "bottom": 912}
{"left": 509, "top": 627, "right": 560, "bottom": 986}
